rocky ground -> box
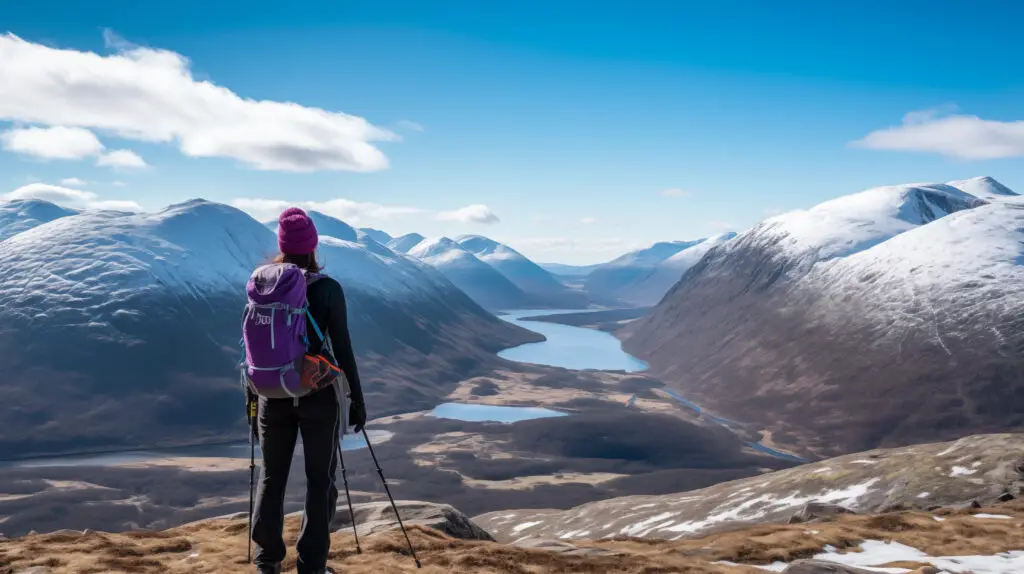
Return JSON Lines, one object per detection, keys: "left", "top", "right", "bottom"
{"left": 2, "top": 495, "right": 1023, "bottom": 573}
{"left": 3, "top": 434, "right": 1023, "bottom": 573}
{"left": 477, "top": 433, "right": 1024, "bottom": 541}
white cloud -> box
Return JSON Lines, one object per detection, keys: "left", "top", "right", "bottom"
{"left": 1, "top": 126, "right": 104, "bottom": 159}
{"left": 230, "top": 197, "right": 424, "bottom": 225}
{"left": 436, "top": 204, "right": 500, "bottom": 225}
{"left": 0, "top": 32, "right": 395, "bottom": 172}
{"left": 579, "top": 216, "right": 597, "bottom": 224}
{"left": 111, "top": 180, "right": 127, "bottom": 187}
{"left": 395, "top": 120, "right": 424, "bottom": 132}
{"left": 763, "top": 207, "right": 787, "bottom": 217}
{"left": 853, "top": 106, "right": 1024, "bottom": 160}
{"left": 97, "top": 149, "right": 148, "bottom": 168}
{"left": 660, "top": 188, "right": 693, "bottom": 198}
{"left": 60, "top": 177, "right": 88, "bottom": 186}
{"left": 4, "top": 182, "right": 141, "bottom": 211}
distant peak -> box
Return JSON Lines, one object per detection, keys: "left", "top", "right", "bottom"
{"left": 947, "top": 175, "right": 1018, "bottom": 197}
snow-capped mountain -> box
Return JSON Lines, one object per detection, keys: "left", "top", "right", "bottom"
{"left": 406, "top": 237, "right": 533, "bottom": 310}
{"left": 584, "top": 240, "right": 703, "bottom": 303}
{"left": 947, "top": 175, "right": 1019, "bottom": 201}
{"left": 0, "top": 200, "right": 536, "bottom": 458}
{"left": 623, "top": 177, "right": 1024, "bottom": 456}
{"left": 0, "top": 199, "right": 78, "bottom": 241}
{"left": 387, "top": 232, "right": 426, "bottom": 254}
{"left": 456, "top": 235, "right": 587, "bottom": 308}
{"left": 621, "top": 232, "right": 738, "bottom": 306}
{"left": 358, "top": 227, "right": 393, "bottom": 244}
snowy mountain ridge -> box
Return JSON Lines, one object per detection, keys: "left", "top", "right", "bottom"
{"left": 623, "top": 176, "right": 1024, "bottom": 456}
{"left": 0, "top": 198, "right": 79, "bottom": 241}
{"left": 0, "top": 197, "right": 537, "bottom": 458}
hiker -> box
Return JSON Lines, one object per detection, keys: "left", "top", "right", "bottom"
{"left": 244, "top": 207, "right": 367, "bottom": 574}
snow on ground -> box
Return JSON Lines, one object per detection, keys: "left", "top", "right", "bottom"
{"left": 0, "top": 199, "right": 78, "bottom": 241}
{"left": 950, "top": 465, "right": 980, "bottom": 477}
{"left": 759, "top": 540, "right": 1024, "bottom": 574}
{"left": 754, "top": 182, "right": 984, "bottom": 263}
{"left": 0, "top": 200, "right": 440, "bottom": 327}
{"left": 654, "top": 479, "right": 880, "bottom": 538}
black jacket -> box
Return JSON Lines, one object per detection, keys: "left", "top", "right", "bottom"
{"left": 305, "top": 275, "right": 364, "bottom": 406}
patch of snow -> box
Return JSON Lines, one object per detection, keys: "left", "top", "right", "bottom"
{"left": 972, "top": 513, "right": 1012, "bottom": 520}
{"left": 917, "top": 492, "right": 930, "bottom": 498}
{"left": 804, "top": 540, "right": 1024, "bottom": 574}
{"left": 933, "top": 516, "right": 946, "bottom": 522}
{"left": 510, "top": 521, "right": 542, "bottom": 534}
{"left": 660, "top": 479, "right": 881, "bottom": 535}
{"left": 937, "top": 443, "right": 960, "bottom": 456}
{"left": 851, "top": 459, "right": 878, "bottom": 465}
{"left": 618, "top": 512, "right": 676, "bottom": 537}
{"left": 950, "top": 466, "right": 978, "bottom": 477}
{"left": 811, "top": 467, "right": 832, "bottom": 474}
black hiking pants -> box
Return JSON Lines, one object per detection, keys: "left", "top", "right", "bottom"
{"left": 252, "top": 383, "right": 347, "bottom": 573}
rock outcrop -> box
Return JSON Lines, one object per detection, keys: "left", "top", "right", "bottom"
{"left": 327, "top": 500, "right": 494, "bottom": 541}
{"left": 476, "top": 433, "right": 1024, "bottom": 542}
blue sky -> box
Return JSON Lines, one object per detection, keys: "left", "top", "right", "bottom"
{"left": 3, "top": 0, "right": 1024, "bottom": 263}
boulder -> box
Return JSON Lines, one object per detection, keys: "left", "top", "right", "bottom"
{"left": 782, "top": 559, "right": 891, "bottom": 573}
{"left": 326, "top": 500, "right": 494, "bottom": 541}
{"left": 788, "top": 502, "right": 857, "bottom": 524}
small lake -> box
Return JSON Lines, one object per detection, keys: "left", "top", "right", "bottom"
{"left": 496, "top": 309, "right": 649, "bottom": 372}
{"left": 429, "top": 402, "right": 567, "bottom": 423}
{"left": 4, "top": 430, "right": 394, "bottom": 469}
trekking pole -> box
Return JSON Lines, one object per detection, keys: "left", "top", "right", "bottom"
{"left": 335, "top": 441, "right": 362, "bottom": 553}
{"left": 247, "top": 396, "right": 257, "bottom": 564}
{"left": 362, "top": 428, "right": 421, "bottom": 568}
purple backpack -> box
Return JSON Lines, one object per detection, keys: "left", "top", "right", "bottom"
{"left": 241, "top": 263, "right": 329, "bottom": 399}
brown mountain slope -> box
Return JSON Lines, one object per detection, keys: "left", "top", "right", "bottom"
{"left": 3, "top": 498, "right": 1024, "bottom": 572}
{"left": 621, "top": 185, "right": 1024, "bottom": 457}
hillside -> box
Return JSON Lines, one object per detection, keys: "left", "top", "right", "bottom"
{"left": 584, "top": 240, "right": 703, "bottom": 303}
{"left": 4, "top": 434, "right": 1024, "bottom": 573}
{"left": 406, "top": 237, "right": 535, "bottom": 310}
{"left": 0, "top": 200, "right": 538, "bottom": 459}
{"left": 0, "top": 199, "right": 77, "bottom": 241}
{"left": 620, "top": 232, "right": 737, "bottom": 306}
{"left": 622, "top": 177, "right": 1024, "bottom": 456}
{"left": 457, "top": 235, "right": 587, "bottom": 308}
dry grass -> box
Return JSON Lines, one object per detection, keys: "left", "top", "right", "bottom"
{"left": 2, "top": 500, "right": 1023, "bottom": 573}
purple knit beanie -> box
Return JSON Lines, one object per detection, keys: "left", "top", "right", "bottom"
{"left": 277, "top": 207, "right": 319, "bottom": 255}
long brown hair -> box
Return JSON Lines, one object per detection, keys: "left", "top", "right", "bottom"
{"left": 274, "top": 251, "right": 322, "bottom": 274}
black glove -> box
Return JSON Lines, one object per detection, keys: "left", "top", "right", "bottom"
{"left": 349, "top": 400, "right": 367, "bottom": 433}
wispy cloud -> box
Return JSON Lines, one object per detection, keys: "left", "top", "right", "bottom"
{"left": 0, "top": 32, "right": 395, "bottom": 172}
{"left": 0, "top": 125, "right": 148, "bottom": 168}
{"left": 852, "top": 105, "right": 1024, "bottom": 160}
{"left": 1, "top": 126, "right": 105, "bottom": 160}
{"left": 579, "top": 216, "right": 597, "bottom": 224}
{"left": 436, "top": 204, "right": 500, "bottom": 224}
{"left": 394, "top": 120, "right": 425, "bottom": 132}
{"left": 96, "top": 149, "right": 148, "bottom": 169}
{"left": 4, "top": 182, "right": 141, "bottom": 211}
{"left": 60, "top": 177, "right": 88, "bottom": 186}
{"left": 231, "top": 198, "right": 424, "bottom": 225}
{"left": 660, "top": 188, "right": 694, "bottom": 198}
